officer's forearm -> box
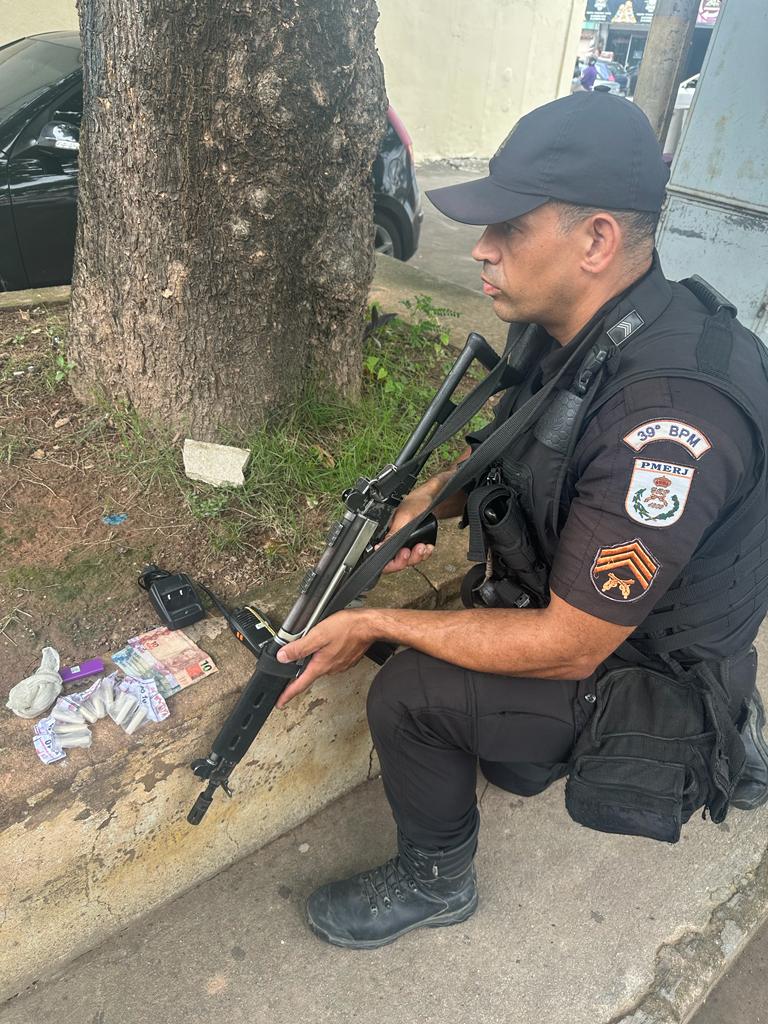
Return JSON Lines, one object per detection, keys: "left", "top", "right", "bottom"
{"left": 363, "top": 605, "right": 603, "bottom": 680}
{"left": 401, "top": 447, "right": 471, "bottom": 520}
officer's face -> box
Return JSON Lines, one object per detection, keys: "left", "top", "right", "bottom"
{"left": 472, "top": 204, "right": 584, "bottom": 336}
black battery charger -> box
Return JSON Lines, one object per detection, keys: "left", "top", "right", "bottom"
{"left": 138, "top": 565, "right": 207, "bottom": 629}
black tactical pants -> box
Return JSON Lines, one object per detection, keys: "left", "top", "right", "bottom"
{"left": 367, "top": 647, "right": 596, "bottom": 850}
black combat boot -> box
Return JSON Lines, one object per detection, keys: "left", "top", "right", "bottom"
{"left": 306, "top": 822, "right": 479, "bottom": 949}
{"left": 732, "top": 691, "right": 768, "bottom": 810}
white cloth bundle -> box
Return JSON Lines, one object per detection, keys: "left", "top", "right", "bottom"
{"left": 6, "top": 647, "right": 62, "bottom": 718}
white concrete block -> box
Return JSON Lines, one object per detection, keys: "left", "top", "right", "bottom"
{"left": 182, "top": 438, "right": 251, "bottom": 487}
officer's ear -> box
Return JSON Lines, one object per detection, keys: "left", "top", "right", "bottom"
{"left": 579, "top": 213, "right": 622, "bottom": 276}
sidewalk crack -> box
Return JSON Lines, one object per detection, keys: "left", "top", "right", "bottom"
{"left": 411, "top": 564, "right": 439, "bottom": 595}
{"left": 607, "top": 834, "right": 768, "bottom": 1023}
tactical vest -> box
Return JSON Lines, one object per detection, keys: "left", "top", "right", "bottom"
{"left": 463, "top": 261, "right": 768, "bottom": 668}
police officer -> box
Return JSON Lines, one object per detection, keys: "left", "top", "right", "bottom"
{"left": 275, "top": 92, "right": 768, "bottom": 948}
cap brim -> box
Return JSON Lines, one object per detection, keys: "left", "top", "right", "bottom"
{"left": 425, "top": 176, "right": 549, "bottom": 226}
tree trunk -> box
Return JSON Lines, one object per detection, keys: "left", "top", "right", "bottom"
{"left": 70, "top": 0, "right": 386, "bottom": 439}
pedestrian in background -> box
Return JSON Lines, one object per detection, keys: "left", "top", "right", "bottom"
{"left": 580, "top": 56, "right": 598, "bottom": 91}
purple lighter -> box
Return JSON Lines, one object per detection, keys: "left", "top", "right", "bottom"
{"left": 60, "top": 658, "right": 105, "bottom": 684}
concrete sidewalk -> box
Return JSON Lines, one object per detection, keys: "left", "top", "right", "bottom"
{"left": 3, "top": 654, "right": 767, "bottom": 1024}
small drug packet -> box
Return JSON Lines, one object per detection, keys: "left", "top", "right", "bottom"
{"left": 51, "top": 704, "right": 86, "bottom": 726}
{"left": 55, "top": 676, "right": 107, "bottom": 721}
{"left": 58, "top": 731, "right": 93, "bottom": 749}
{"left": 124, "top": 707, "right": 149, "bottom": 736}
{"left": 33, "top": 716, "right": 67, "bottom": 765}
{"left": 109, "top": 675, "right": 169, "bottom": 735}
{"left": 98, "top": 673, "right": 118, "bottom": 715}
{"left": 111, "top": 690, "right": 139, "bottom": 726}
{"left": 52, "top": 721, "right": 91, "bottom": 737}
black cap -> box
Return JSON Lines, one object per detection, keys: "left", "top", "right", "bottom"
{"left": 426, "top": 92, "right": 669, "bottom": 226}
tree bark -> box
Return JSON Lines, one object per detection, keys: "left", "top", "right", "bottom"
{"left": 70, "top": 0, "right": 386, "bottom": 439}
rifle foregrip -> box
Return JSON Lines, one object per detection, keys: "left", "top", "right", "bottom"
{"left": 212, "top": 664, "right": 296, "bottom": 764}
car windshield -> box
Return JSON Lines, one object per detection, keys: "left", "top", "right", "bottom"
{"left": 0, "top": 37, "right": 81, "bottom": 123}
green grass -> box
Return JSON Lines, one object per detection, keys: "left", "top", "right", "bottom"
{"left": 6, "top": 296, "right": 492, "bottom": 566}
{"left": 0, "top": 311, "right": 72, "bottom": 391}
{"left": 183, "top": 295, "right": 490, "bottom": 560}
{"left": 4, "top": 549, "right": 142, "bottom": 605}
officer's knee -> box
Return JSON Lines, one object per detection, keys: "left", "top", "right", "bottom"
{"left": 366, "top": 648, "right": 422, "bottom": 733}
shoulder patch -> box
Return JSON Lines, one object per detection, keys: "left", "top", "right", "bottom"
{"left": 591, "top": 539, "right": 661, "bottom": 603}
{"left": 624, "top": 459, "right": 694, "bottom": 527}
{"left": 622, "top": 419, "right": 711, "bottom": 459}
{"left": 607, "top": 309, "right": 645, "bottom": 346}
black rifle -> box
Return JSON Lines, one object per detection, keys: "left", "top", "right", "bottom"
{"left": 187, "top": 331, "right": 500, "bottom": 824}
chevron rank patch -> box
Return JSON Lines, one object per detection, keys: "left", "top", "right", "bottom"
{"left": 591, "top": 539, "right": 661, "bottom": 603}
{"left": 622, "top": 419, "right": 712, "bottom": 459}
{"left": 607, "top": 309, "right": 645, "bottom": 346}
{"left": 625, "top": 459, "right": 694, "bottom": 527}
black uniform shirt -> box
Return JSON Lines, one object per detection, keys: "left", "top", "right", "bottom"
{"left": 549, "top": 376, "right": 756, "bottom": 628}
{"left": 470, "top": 258, "right": 760, "bottom": 648}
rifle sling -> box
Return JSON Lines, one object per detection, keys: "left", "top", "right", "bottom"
{"left": 323, "top": 319, "right": 610, "bottom": 620}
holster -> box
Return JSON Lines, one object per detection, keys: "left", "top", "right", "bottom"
{"left": 462, "top": 483, "right": 549, "bottom": 610}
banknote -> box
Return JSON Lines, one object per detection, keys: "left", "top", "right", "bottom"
{"left": 112, "top": 627, "right": 217, "bottom": 698}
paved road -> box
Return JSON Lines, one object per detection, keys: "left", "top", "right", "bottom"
{"left": 693, "top": 918, "right": 768, "bottom": 1023}
{"left": 409, "top": 161, "right": 487, "bottom": 293}
{"left": 410, "top": 160, "right": 768, "bottom": 1024}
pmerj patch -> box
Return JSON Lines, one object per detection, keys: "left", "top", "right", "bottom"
{"left": 622, "top": 419, "right": 712, "bottom": 459}
{"left": 625, "top": 458, "right": 695, "bottom": 527}
{"left": 591, "top": 539, "right": 661, "bottom": 603}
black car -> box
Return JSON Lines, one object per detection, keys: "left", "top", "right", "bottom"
{"left": 0, "top": 32, "right": 422, "bottom": 291}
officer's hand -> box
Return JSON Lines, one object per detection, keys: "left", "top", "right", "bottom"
{"left": 377, "top": 496, "right": 435, "bottom": 574}
{"left": 275, "top": 609, "right": 373, "bottom": 707}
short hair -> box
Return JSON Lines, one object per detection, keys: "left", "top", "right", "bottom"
{"left": 550, "top": 200, "right": 659, "bottom": 256}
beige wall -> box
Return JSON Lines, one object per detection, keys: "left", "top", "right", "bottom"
{"left": 0, "top": 0, "right": 584, "bottom": 160}
{"left": 0, "top": 0, "right": 78, "bottom": 45}
{"left": 376, "top": 0, "right": 584, "bottom": 160}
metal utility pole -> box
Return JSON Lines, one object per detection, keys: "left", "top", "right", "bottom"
{"left": 633, "top": 0, "right": 701, "bottom": 143}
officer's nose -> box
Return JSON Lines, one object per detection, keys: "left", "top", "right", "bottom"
{"left": 472, "top": 227, "right": 500, "bottom": 264}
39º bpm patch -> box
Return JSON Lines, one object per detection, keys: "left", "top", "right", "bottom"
{"left": 591, "top": 539, "right": 661, "bottom": 603}
{"left": 622, "top": 419, "right": 712, "bottom": 459}
{"left": 625, "top": 458, "right": 694, "bottom": 527}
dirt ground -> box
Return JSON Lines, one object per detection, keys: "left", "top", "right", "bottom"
{"left": 0, "top": 304, "right": 294, "bottom": 689}
{"left": 1, "top": 293, "right": 478, "bottom": 694}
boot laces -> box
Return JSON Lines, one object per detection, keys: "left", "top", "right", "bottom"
{"left": 360, "top": 856, "right": 418, "bottom": 915}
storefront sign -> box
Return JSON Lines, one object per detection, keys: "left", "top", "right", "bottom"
{"left": 585, "top": 0, "right": 616, "bottom": 23}
{"left": 585, "top": 1, "right": 656, "bottom": 24}
{"left": 585, "top": 0, "right": 718, "bottom": 27}
{"left": 697, "top": 0, "right": 720, "bottom": 26}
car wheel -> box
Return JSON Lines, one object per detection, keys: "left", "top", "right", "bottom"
{"left": 374, "top": 211, "right": 403, "bottom": 260}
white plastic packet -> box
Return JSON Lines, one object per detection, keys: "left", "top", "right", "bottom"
{"left": 7, "top": 647, "right": 62, "bottom": 718}
{"left": 53, "top": 675, "right": 108, "bottom": 723}
{"left": 34, "top": 676, "right": 116, "bottom": 764}
{"left": 33, "top": 717, "right": 67, "bottom": 764}
{"left": 58, "top": 731, "right": 92, "bottom": 749}
{"left": 109, "top": 675, "right": 169, "bottom": 735}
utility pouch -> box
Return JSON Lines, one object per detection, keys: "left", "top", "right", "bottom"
{"left": 565, "top": 664, "right": 746, "bottom": 844}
